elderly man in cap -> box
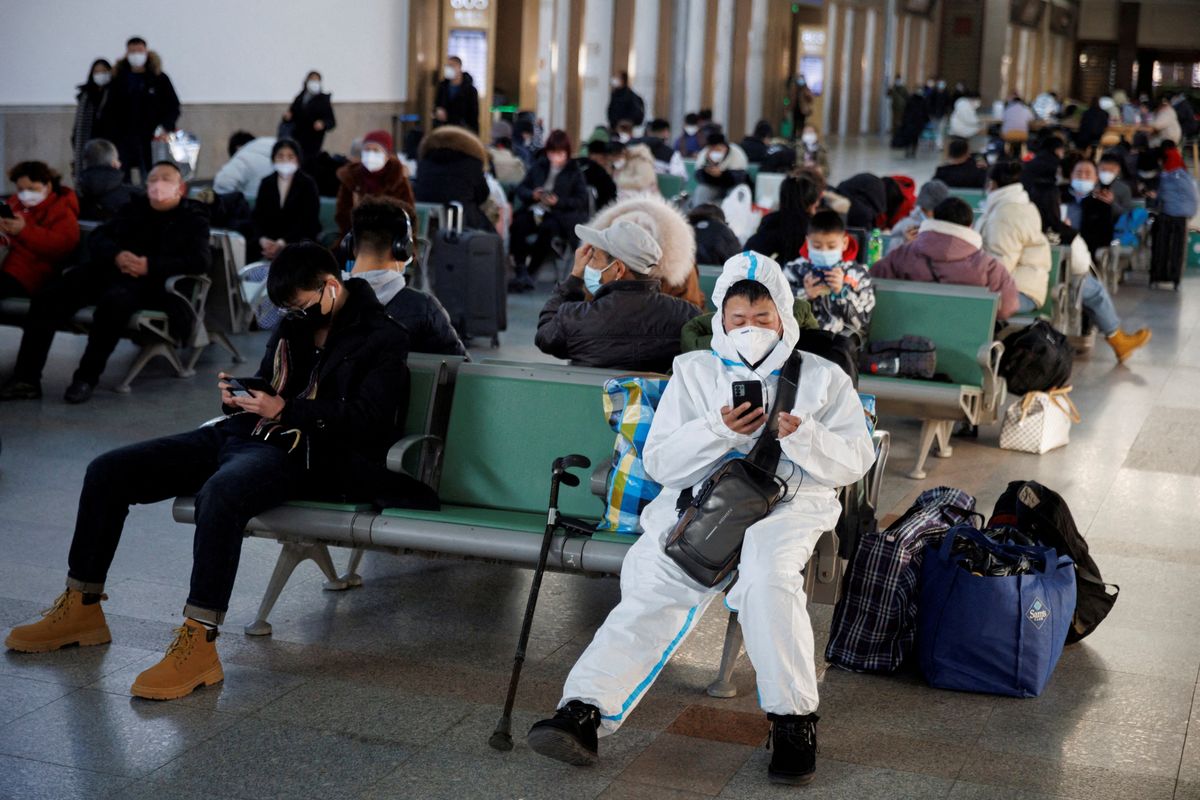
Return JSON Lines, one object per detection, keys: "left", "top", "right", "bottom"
{"left": 888, "top": 179, "right": 952, "bottom": 251}
{"left": 535, "top": 220, "right": 700, "bottom": 373}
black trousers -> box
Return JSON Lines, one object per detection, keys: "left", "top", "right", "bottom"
{"left": 509, "top": 208, "right": 572, "bottom": 275}
{"left": 0, "top": 272, "right": 28, "bottom": 300}
{"left": 67, "top": 425, "right": 301, "bottom": 624}
{"left": 13, "top": 268, "right": 165, "bottom": 386}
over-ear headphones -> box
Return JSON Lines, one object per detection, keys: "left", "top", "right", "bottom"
{"left": 337, "top": 209, "right": 414, "bottom": 268}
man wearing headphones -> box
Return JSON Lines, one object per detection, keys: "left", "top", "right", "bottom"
{"left": 345, "top": 197, "right": 468, "bottom": 357}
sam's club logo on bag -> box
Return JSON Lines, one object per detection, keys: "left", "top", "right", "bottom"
{"left": 1026, "top": 598, "right": 1050, "bottom": 629}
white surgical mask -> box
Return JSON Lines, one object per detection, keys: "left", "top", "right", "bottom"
{"left": 361, "top": 150, "right": 387, "bottom": 173}
{"left": 808, "top": 248, "right": 841, "bottom": 268}
{"left": 1098, "top": 170, "right": 1117, "bottom": 186}
{"left": 684, "top": 125, "right": 699, "bottom": 136}
{"left": 728, "top": 325, "right": 780, "bottom": 368}
{"left": 617, "top": 132, "right": 630, "bottom": 143}
{"left": 707, "top": 150, "right": 724, "bottom": 163}
{"left": 17, "top": 189, "right": 47, "bottom": 208}
{"left": 611, "top": 77, "right": 621, "bottom": 89}
{"left": 127, "top": 51, "right": 147, "bottom": 69}
{"left": 612, "top": 159, "right": 626, "bottom": 170}
{"left": 275, "top": 161, "right": 299, "bottom": 177}
{"left": 306, "top": 79, "right": 321, "bottom": 94}
{"left": 1071, "top": 179, "right": 1095, "bottom": 196}
{"left": 801, "top": 132, "right": 818, "bottom": 146}
{"left": 443, "top": 65, "right": 458, "bottom": 80}
{"left": 92, "top": 72, "right": 111, "bottom": 87}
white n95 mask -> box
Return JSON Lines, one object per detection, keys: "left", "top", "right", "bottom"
{"left": 729, "top": 325, "right": 780, "bottom": 367}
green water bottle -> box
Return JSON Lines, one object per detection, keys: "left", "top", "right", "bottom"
{"left": 867, "top": 228, "right": 884, "bottom": 266}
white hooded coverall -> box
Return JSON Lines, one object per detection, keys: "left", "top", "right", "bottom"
{"left": 561, "top": 252, "right": 876, "bottom": 733}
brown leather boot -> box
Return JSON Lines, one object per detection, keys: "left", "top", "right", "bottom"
{"left": 1106, "top": 328, "right": 1152, "bottom": 363}
{"left": 130, "top": 619, "right": 223, "bottom": 701}
{"left": 5, "top": 589, "right": 111, "bottom": 653}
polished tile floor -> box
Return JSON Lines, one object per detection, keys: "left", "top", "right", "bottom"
{"left": 0, "top": 138, "right": 1197, "bottom": 799}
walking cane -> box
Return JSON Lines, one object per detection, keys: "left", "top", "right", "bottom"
{"left": 490, "top": 454, "right": 592, "bottom": 751}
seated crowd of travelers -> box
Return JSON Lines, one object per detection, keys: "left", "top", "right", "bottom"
{"left": 3, "top": 42, "right": 1198, "bottom": 789}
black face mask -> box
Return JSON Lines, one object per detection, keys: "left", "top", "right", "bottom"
{"left": 286, "top": 285, "right": 334, "bottom": 328}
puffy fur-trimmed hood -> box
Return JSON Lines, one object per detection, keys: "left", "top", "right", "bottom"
{"left": 615, "top": 143, "right": 658, "bottom": 193}
{"left": 587, "top": 193, "right": 696, "bottom": 289}
{"left": 418, "top": 125, "right": 487, "bottom": 163}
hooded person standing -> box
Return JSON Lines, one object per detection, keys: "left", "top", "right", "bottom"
{"left": 607, "top": 72, "right": 646, "bottom": 130}
{"left": 414, "top": 125, "right": 492, "bottom": 231}
{"left": 528, "top": 250, "right": 875, "bottom": 787}
{"left": 100, "top": 37, "right": 181, "bottom": 182}
{"left": 281, "top": 71, "right": 336, "bottom": 166}
{"left": 434, "top": 56, "right": 480, "bottom": 133}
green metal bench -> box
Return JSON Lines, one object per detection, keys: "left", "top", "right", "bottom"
{"left": 861, "top": 279, "right": 1005, "bottom": 480}
{"left": 698, "top": 264, "right": 723, "bottom": 311}
{"left": 657, "top": 173, "right": 686, "bottom": 200}
{"left": 1008, "top": 244, "right": 1073, "bottom": 333}
{"left": 947, "top": 188, "right": 986, "bottom": 213}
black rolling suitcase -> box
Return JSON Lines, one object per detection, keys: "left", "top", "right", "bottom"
{"left": 1150, "top": 213, "right": 1187, "bottom": 290}
{"left": 428, "top": 202, "right": 507, "bottom": 345}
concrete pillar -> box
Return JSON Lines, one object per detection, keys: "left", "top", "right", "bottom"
{"left": 1115, "top": 1, "right": 1139, "bottom": 94}
{"left": 554, "top": 0, "right": 572, "bottom": 130}
{"left": 824, "top": 3, "right": 839, "bottom": 136}
{"left": 684, "top": 0, "right": 707, "bottom": 115}
{"left": 711, "top": 0, "right": 735, "bottom": 129}
{"left": 670, "top": 0, "right": 691, "bottom": 127}
{"left": 743, "top": 0, "right": 768, "bottom": 135}
{"left": 881, "top": 0, "right": 898, "bottom": 134}
{"left": 579, "top": 0, "right": 615, "bottom": 132}
{"left": 861, "top": 8, "right": 877, "bottom": 135}
{"left": 978, "top": 0, "right": 1009, "bottom": 104}
{"left": 537, "top": 0, "right": 556, "bottom": 129}
{"left": 838, "top": 7, "right": 854, "bottom": 137}
{"left": 630, "top": 0, "right": 660, "bottom": 117}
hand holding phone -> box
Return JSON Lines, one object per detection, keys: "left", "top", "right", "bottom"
{"left": 226, "top": 376, "right": 277, "bottom": 398}
{"left": 0, "top": 204, "right": 14, "bottom": 220}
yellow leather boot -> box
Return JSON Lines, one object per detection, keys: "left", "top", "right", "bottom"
{"left": 1106, "top": 328, "right": 1151, "bottom": 363}
{"left": 130, "top": 619, "right": 224, "bottom": 700}
{"left": 5, "top": 589, "right": 111, "bottom": 653}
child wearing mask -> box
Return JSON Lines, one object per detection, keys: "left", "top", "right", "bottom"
{"left": 528, "top": 251, "right": 874, "bottom": 788}
{"left": 783, "top": 210, "right": 875, "bottom": 336}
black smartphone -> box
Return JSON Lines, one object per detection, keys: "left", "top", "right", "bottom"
{"left": 731, "top": 380, "right": 764, "bottom": 414}
{"left": 227, "top": 376, "right": 277, "bottom": 398}
{"left": 0, "top": 204, "right": 14, "bottom": 220}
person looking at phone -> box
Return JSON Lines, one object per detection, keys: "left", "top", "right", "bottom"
{"left": 0, "top": 160, "right": 80, "bottom": 301}
{"left": 534, "top": 220, "right": 699, "bottom": 372}
{"left": 0, "top": 160, "right": 209, "bottom": 404}
{"left": 528, "top": 251, "right": 873, "bottom": 786}
{"left": 782, "top": 210, "right": 875, "bottom": 336}
{"left": 4, "top": 242, "right": 435, "bottom": 700}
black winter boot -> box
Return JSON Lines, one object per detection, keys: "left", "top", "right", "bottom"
{"left": 527, "top": 700, "right": 601, "bottom": 766}
{"left": 767, "top": 712, "right": 819, "bottom": 785}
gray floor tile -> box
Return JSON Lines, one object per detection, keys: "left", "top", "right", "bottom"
{"left": 0, "top": 642, "right": 159, "bottom": 688}
{"left": 617, "top": 732, "right": 754, "bottom": 794}
{"left": 0, "top": 688, "right": 238, "bottom": 778}
{"left": 0, "top": 753, "right": 133, "bottom": 800}
{"left": 957, "top": 749, "right": 1177, "bottom": 800}
{"left": 0, "top": 673, "right": 75, "bottom": 724}
{"left": 101, "top": 782, "right": 240, "bottom": 800}
{"left": 1177, "top": 780, "right": 1200, "bottom": 800}
{"left": 363, "top": 747, "right": 615, "bottom": 800}
{"left": 947, "top": 780, "right": 1084, "bottom": 800}
{"left": 597, "top": 780, "right": 712, "bottom": 799}
{"left": 253, "top": 676, "right": 476, "bottom": 745}
{"left": 144, "top": 716, "right": 413, "bottom": 800}
{"left": 717, "top": 749, "right": 954, "bottom": 799}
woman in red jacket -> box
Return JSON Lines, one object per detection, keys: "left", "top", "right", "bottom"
{"left": 1, "top": 162, "right": 81, "bottom": 299}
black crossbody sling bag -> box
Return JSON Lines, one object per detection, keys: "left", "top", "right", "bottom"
{"left": 664, "top": 350, "right": 803, "bottom": 587}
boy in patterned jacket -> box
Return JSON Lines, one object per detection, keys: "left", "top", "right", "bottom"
{"left": 783, "top": 209, "right": 875, "bottom": 337}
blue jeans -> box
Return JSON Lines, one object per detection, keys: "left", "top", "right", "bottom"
{"left": 1016, "top": 293, "right": 1039, "bottom": 314}
{"left": 66, "top": 425, "right": 302, "bottom": 624}
{"left": 1081, "top": 274, "right": 1120, "bottom": 336}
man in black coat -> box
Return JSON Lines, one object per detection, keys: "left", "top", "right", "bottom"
{"left": 347, "top": 197, "right": 467, "bottom": 357}
{"left": 577, "top": 141, "right": 618, "bottom": 211}
{"left": 99, "top": 38, "right": 181, "bottom": 182}
{"left": 1021, "top": 136, "right": 1067, "bottom": 234}
{"left": 0, "top": 161, "right": 209, "bottom": 404}
{"left": 76, "top": 138, "right": 137, "bottom": 221}
{"left": 933, "top": 138, "right": 988, "bottom": 189}
{"left": 536, "top": 220, "right": 699, "bottom": 373}
{"left": 434, "top": 57, "right": 480, "bottom": 132}
{"left": 606, "top": 72, "right": 645, "bottom": 130}
{"left": 3, "top": 243, "right": 436, "bottom": 701}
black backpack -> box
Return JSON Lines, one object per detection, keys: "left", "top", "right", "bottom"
{"left": 999, "top": 320, "right": 1072, "bottom": 395}
{"left": 989, "top": 480, "right": 1118, "bottom": 644}
{"left": 797, "top": 329, "right": 859, "bottom": 388}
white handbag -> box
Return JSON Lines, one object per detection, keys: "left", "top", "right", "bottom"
{"left": 999, "top": 388, "right": 1081, "bottom": 454}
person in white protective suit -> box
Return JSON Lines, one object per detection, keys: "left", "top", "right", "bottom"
{"left": 528, "top": 251, "right": 875, "bottom": 786}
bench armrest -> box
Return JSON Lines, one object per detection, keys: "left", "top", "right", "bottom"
{"left": 977, "top": 339, "right": 1006, "bottom": 417}
{"left": 867, "top": 430, "right": 891, "bottom": 512}
{"left": 386, "top": 434, "right": 444, "bottom": 477}
{"left": 1050, "top": 282, "right": 1070, "bottom": 333}
{"left": 164, "top": 274, "right": 213, "bottom": 346}
{"left": 590, "top": 457, "right": 612, "bottom": 499}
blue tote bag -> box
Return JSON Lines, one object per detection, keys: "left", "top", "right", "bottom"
{"left": 917, "top": 524, "right": 1076, "bottom": 698}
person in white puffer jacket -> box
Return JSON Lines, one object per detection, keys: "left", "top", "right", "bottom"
{"left": 948, "top": 95, "right": 983, "bottom": 140}
{"left": 976, "top": 160, "right": 1052, "bottom": 314}
{"left": 527, "top": 251, "right": 875, "bottom": 787}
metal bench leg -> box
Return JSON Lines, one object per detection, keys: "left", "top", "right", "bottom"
{"left": 908, "top": 420, "right": 941, "bottom": 480}
{"left": 707, "top": 611, "right": 743, "bottom": 698}
{"left": 328, "top": 547, "right": 366, "bottom": 590}
{"left": 245, "top": 541, "right": 325, "bottom": 636}
{"left": 933, "top": 420, "right": 954, "bottom": 458}
{"left": 114, "top": 342, "right": 187, "bottom": 393}
{"left": 210, "top": 330, "right": 246, "bottom": 364}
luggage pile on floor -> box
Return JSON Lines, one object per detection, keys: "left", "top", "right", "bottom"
{"left": 827, "top": 480, "right": 1118, "bottom": 698}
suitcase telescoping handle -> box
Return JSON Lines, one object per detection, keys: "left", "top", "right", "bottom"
{"left": 446, "top": 201, "right": 464, "bottom": 239}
